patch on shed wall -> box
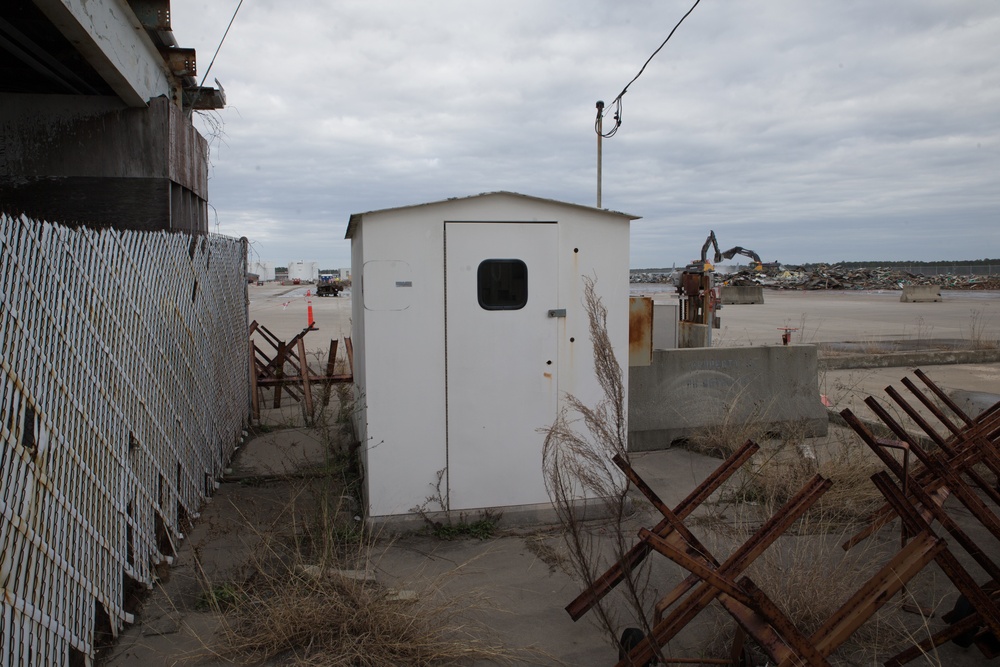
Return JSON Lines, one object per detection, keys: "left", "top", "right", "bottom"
{"left": 363, "top": 260, "right": 412, "bottom": 311}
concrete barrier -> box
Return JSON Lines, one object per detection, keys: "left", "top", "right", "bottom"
{"left": 900, "top": 285, "right": 941, "bottom": 302}
{"left": 678, "top": 322, "right": 710, "bottom": 348}
{"left": 653, "top": 303, "right": 678, "bottom": 349}
{"left": 949, "top": 390, "right": 1000, "bottom": 420}
{"left": 720, "top": 285, "right": 764, "bottom": 304}
{"left": 628, "top": 344, "right": 828, "bottom": 451}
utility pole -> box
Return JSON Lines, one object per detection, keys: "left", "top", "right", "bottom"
{"left": 596, "top": 100, "right": 604, "bottom": 208}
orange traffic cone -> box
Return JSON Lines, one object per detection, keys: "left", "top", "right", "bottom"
{"left": 307, "top": 299, "right": 314, "bottom": 327}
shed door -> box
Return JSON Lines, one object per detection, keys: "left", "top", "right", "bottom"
{"left": 445, "top": 222, "right": 558, "bottom": 510}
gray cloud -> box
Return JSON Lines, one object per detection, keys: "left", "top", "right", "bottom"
{"left": 174, "top": 0, "right": 1000, "bottom": 267}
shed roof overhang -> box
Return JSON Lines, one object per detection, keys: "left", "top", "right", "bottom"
{"left": 345, "top": 190, "right": 640, "bottom": 240}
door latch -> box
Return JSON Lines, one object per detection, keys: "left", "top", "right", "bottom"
{"left": 548, "top": 309, "right": 566, "bottom": 318}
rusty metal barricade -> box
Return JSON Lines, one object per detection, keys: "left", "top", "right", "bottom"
{"left": 249, "top": 320, "right": 353, "bottom": 420}
{"left": 840, "top": 368, "right": 1000, "bottom": 664}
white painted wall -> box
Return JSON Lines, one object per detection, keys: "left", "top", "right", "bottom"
{"left": 348, "top": 192, "right": 633, "bottom": 518}
{"left": 248, "top": 261, "right": 275, "bottom": 281}
{"left": 287, "top": 260, "right": 319, "bottom": 282}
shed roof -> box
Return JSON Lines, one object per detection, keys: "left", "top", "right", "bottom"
{"left": 344, "top": 191, "right": 640, "bottom": 239}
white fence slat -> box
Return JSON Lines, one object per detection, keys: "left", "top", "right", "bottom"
{"left": 0, "top": 215, "right": 249, "bottom": 665}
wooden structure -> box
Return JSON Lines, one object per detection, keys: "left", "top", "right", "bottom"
{"left": 249, "top": 320, "right": 353, "bottom": 420}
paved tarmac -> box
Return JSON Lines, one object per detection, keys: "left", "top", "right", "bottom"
{"left": 104, "top": 286, "right": 1000, "bottom": 666}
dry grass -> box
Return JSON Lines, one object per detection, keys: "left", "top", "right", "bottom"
{"left": 695, "top": 427, "right": 927, "bottom": 664}
{"left": 705, "top": 429, "right": 885, "bottom": 529}
{"left": 202, "top": 392, "right": 518, "bottom": 666}
{"left": 542, "top": 276, "right": 659, "bottom": 656}
{"left": 201, "top": 482, "right": 520, "bottom": 667}
{"left": 966, "top": 307, "right": 999, "bottom": 350}
{"left": 702, "top": 520, "right": 912, "bottom": 665}
{"left": 682, "top": 390, "right": 778, "bottom": 459}
{"left": 213, "top": 553, "right": 514, "bottom": 666}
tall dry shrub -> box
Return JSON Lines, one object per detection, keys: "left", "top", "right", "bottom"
{"left": 542, "top": 276, "right": 659, "bottom": 660}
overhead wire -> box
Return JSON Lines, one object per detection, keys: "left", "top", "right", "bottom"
{"left": 596, "top": 0, "right": 702, "bottom": 138}
{"left": 197, "top": 0, "right": 244, "bottom": 91}
{"left": 186, "top": 0, "right": 244, "bottom": 117}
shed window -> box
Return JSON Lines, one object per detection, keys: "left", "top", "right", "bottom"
{"left": 477, "top": 259, "right": 527, "bottom": 310}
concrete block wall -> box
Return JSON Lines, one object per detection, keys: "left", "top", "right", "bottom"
{"left": 628, "top": 344, "right": 828, "bottom": 451}
{"left": 720, "top": 285, "right": 764, "bottom": 304}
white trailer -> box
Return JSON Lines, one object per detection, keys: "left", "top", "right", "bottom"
{"left": 346, "top": 192, "right": 636, "bottom": 520}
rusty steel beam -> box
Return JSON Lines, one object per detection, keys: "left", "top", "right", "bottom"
{"left": 326, "top": 338, "right": 339, "bottom": 377}
{"left": 565, "top": 439, "right": 759, "bottom": 621}
{"left": 840, "top": 407, "right": 994, "bottom": 552}
{"left": 870, "top": 472, "right": 1000, "bottom": 638}
{"left": 884, "top": 613, "right": 985, "bottom": 667}
{"left": 620, "top": 475, "right": 832, "bottom": 667}
{"left": 898, "top": 377, "right": 962, "bottom": 438}
{"left": 884, "top": 383, "right": 1000, "bottom": 494}
{"left": 617, "top": 457, "right": 721, "bottom": 575}
{"left": 885, "top": 384, "right": 953, "bottom": 449}
{"left": 255, "top": 375, "right": 352, "bottom": 387}
{"left": 865, "top": 397, "right": 1000, "bottom": 544}
{"left": 800, "top": 531, "right": 945, "bottom": 662}
{"left": 250, "top": 338, "right": 259, "bottom": 419}
{"left": 738, "top": 577, "right": 830, "bottom": 666}
{"left": 640, "top": 529, "right": 748, "bottom": 607}
{"left": 714, "top": 590, "right": 802, "bottom": 665}
{"left": 914, "top": 368, "right": 974, "bottom": 426}
{"left": 297, "top": 337, "right": 313, "bottom": 417}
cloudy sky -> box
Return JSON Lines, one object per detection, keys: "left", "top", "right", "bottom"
{"left": 170, "top": 0, "right": 999, "bottom": 269}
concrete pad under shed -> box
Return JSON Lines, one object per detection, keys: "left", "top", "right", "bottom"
{"left": 628, "top": 344, "right": 828, "bottom": 451}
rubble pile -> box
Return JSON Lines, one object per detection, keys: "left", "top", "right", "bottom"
{"left": 629, "top": 266, "right": 1000, "bottom": 291}
{"left": 722, "top": 265, "right": 1000, "bottom": 291}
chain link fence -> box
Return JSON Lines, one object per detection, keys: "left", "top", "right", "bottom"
{"left": 0, "top": 214, "right": 249, "bottom": 664}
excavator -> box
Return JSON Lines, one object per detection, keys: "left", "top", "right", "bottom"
{"left": 690, "top": 230, "right": 770, "bottom": 273}
{"left": 674, "top": 231, "right": 777, "bottom": 345}
{"left": 674, "top": 231, "right": 723, "bottom": 344}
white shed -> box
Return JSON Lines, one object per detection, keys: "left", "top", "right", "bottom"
{"left": 346, "top": 192, "right": 637, "bottom": 520}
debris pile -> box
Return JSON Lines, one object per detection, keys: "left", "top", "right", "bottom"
{"left": 631, "top": 266, "right": 1000, "bottom": 290}
{"left": 722, "top": 265, "right": 1000, "bottom": 291}
{"left": 768, "top": 265, "right": 999, "bottom": 290}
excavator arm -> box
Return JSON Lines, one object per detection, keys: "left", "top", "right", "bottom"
{"left": 720, "top": 246, "right": 763, "bottom": 272}
{"left": 699, "top": 230, "right": 722, "bottom": 270}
